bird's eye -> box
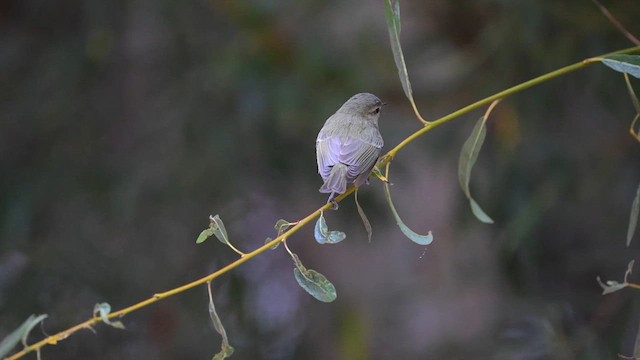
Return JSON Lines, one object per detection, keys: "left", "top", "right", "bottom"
{"left": 373, "top": 107, "right": 380, "bottom": 114}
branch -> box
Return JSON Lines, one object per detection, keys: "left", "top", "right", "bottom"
{"left": 7, "top": 45, "right": 640, "bottom": 360}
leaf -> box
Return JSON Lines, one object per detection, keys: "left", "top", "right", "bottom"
{"left": 293, "top": 264, "right": 337, "bottom": 303}
{"left": 264, "top": 237, "right": 279, "bottom": 250}
{"left": 628, "top": 182, "right": 640, "bottom": 246}
{"left": 602, "top": 55, "right": 640, "bottom": 79}
{"left": 384, "top": 0, "right": 411, "bottom": 100}
{"left": 209, "top": 214, "right": 230, "bottom": 245}
{"left": 314, "top": 213, "right": 346, "bottom": 245}
{"left": 625, "top": 259, "right": 635, "bottom": 283}
{"left": 458, "top": 116, "right": 494, "bottom": 224}
{"left": 596, "top": 276, "right": 627, "bottom": 295}
{"left": 383, "top": 182, "right": 433, "bottom": 245}
{"left": 274, "top": 219, "right": 294, "bottom": 236}
{"left": 207, "top": 283, "right": 234, "bottom": 360}
{"left": 0, "top": 314, "right": 48, "bottom": 358}
{"left": 196, "top": 228, "right": 215, "bottom": 244}
{"left": 355, "top": 190, "right": 373, "bottom": 242}
{"left": 93, "top": 303, "right": 125, "bottom": 329}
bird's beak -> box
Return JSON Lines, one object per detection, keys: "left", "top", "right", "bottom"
{"left": 381, "top": 102, "right": 387, "bottom": 107}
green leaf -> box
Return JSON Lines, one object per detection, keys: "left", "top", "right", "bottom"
{"left": 625, "top": 73, "right": 640, "bottom": 114}
{"left": 602, "top": 55, "right": 640, "bottom": 79}
{"left": 458, "top": 116, "right": 494, "bottom": 224}
{"left": 384, "top": 0, "right": 414, "bottom": 105}
{"left": 210, "top": 214, "right": 230, "bottom": 245}
{"left": 314, "top": 213, "right": 346, "bottom": 244}
{"left": 207, "top": 283, "right": 234, "bottom": 360}
{"left": 264, "top": 237, "right": 279, "bottom": 250}
{"left": 196, "top": 228, "right": 215, "bottom": 244}
{"left": 93, "top": 303, "right": 125, "bottom": 329}
{"left": 596, "top": 277, "right": 626, "bottom": 295}
{"left": 355, "top": 190, "right": 373, "bottom": 242}
{"left": 0, "top": 314, "right": 48, "bottom": 358}
{"left": 597, "top": 260, "right": 634, "bottom": 295}
{"left": 275, "top": 219, "right": 295, "bottom": 236}
{"left": 293, "top": 266, "right": 337, "bottom": 303}
{"left": 384, "top": 182, "right": 433, "bottom": 245}
{"left": 628, "top": 182, "right": 640, "bottom": 246}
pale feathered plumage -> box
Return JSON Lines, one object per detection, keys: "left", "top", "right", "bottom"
{"left": 316, "top": 93, "right": 384, "bottom": 205}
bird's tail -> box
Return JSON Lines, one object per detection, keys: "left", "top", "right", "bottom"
{"left": 319, "top": 163, "right": 348, "bottom": 195}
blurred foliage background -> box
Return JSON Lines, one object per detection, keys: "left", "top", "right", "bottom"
{"left": 1, "top": 0, "right": 640, "bottom": 359}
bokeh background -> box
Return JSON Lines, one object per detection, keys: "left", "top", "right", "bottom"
{"left": 1, "top": 0, "right": 640, "bottom": 359}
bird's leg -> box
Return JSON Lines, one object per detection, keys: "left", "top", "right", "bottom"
{"left": 327, "top": 193, "right": 339, "bottom": 210}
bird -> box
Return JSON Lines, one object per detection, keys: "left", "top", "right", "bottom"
{"left": 316, "top": 93, "right": 385, "bottom": 208}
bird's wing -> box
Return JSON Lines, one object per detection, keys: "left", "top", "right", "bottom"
{"left": 317, "top": 136, "right": 382, "bottom": 181}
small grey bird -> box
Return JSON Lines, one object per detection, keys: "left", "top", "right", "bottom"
{"left": 316, "top": 93, "right": 385, "bottom": 206}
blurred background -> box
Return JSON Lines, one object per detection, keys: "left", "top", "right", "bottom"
{"left": 1, "top": 0, "right": 640, "bottom": 359}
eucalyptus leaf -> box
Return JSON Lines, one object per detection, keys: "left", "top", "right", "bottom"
{"left": 208, "top": 284, "right": 234, "bottom": 360}
{"left": 627, "top": 182, "right": 640, "bottom": 246}
{"left": 93, "top": 303, "right": 125, "bottom": 329}
{"left": 458, "top": 116, "right": 494, "bottom": 224}
{"left": 602, "top": 55, "right": 640, "bottom": 79}
{"left": 384, "top": 182, "right": 433, "bottom": 245}
{"left": 314, "top": 213, "right": 346, "bottom": 244}
{"left": 384, "top": 0, "right": 418, "bottom": 111}
{"left": 275, "top": 219, "right": 294, "bottom": 236}
{"left": 196, "top": 228, "right": 215, "bottom": 244}
{"left": 264, "top": 237, "right": 279, "bottom": 250}
{"left": 596, "top": 277, "right": 627, "bottom": 295}
{"left": 355, "top": 190, "right": 373, "bottom": 242}
{"left": 210, "top": 214, "right": 230, "bottom": 245}
{"left": 293, "top": 266, "right": 337, "bottom": 303}
{"left": 0, "top": 314, "right": 48, "bottom": 358}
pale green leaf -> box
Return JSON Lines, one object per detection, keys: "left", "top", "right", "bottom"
{"left": 596, "top": 277, "right": 626, "bottom": 295}
{"left": 314, "top": 213, "right": 346, "bottom": 244}
{"left": 355, "top": 190, "right": 373, "bottom": 242}
{"left": 275, "top": 219, "right": 294, "bottom": 236}
{"left": 628, "top": 182, "right": 640, "bottom": 246}
{"left": 293, "top": 266, "right": 337, "bottom": 303}
{"left": 264, "top": 237, "right": 279, "bottom": 250}
{"left": 196, "top": 228, "right": 214, "bottom": 244}
{"left": 458, "top": 116, "right": 494, "bottom": 224}
{"left": 602, "top": 55, "right": 640, "bottom": 79}
{"left": 0, "top": 314, "right": 48, "bottom": 358}
{"left": 384, "top": 182, "right": 433, "bottom": 245}
{"left": 93, "top": 303, "right": 125, "bottom": 329}
{"left": 470, "top": 198, "right": 494, "bottom": 225}
{"left": 384, "top": 0, "right": 414, "bottom": 102}
{"left": 210, "top": 214, "right": 230, "bottom": 245}
{"left": 208, "top": 284, "right": 234, "bottom": 360}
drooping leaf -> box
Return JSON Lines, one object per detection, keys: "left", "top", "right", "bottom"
{"left": 458, "top": 116, "right": 494, "bottom": 224}
{"left": 628, "top": 182, "right": 640, "bottom": 246}
{"left": 384, "top": 0, "right": 411, "bottom": 100}
{"left": 207, "top": 283, "right": 234, "bottom": 360}
{"left": 602, "top": 55, "right": 640, "bottom": 79}
{"left": 93, "top": 303, "right": 125, "bottom": 329}
{"left": 383, "top": 182, "right": 433, "bottom": 245}
{"left": 196, "top": 228, "right": 215, "bottom": 244}
{"left": 314, "top": 213, "right": 346, "bottom": 245}
{"left": 293, "top": 265, "right": 337, "bottom": 303}
{"left": 210, "top": 214, "right": 230, "bottom": 245}
{"left": 0, "top": 314, "right": 48, "bottom": 358}
{"left": 355, "top": 190, "right": 373, "bottom": 242}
